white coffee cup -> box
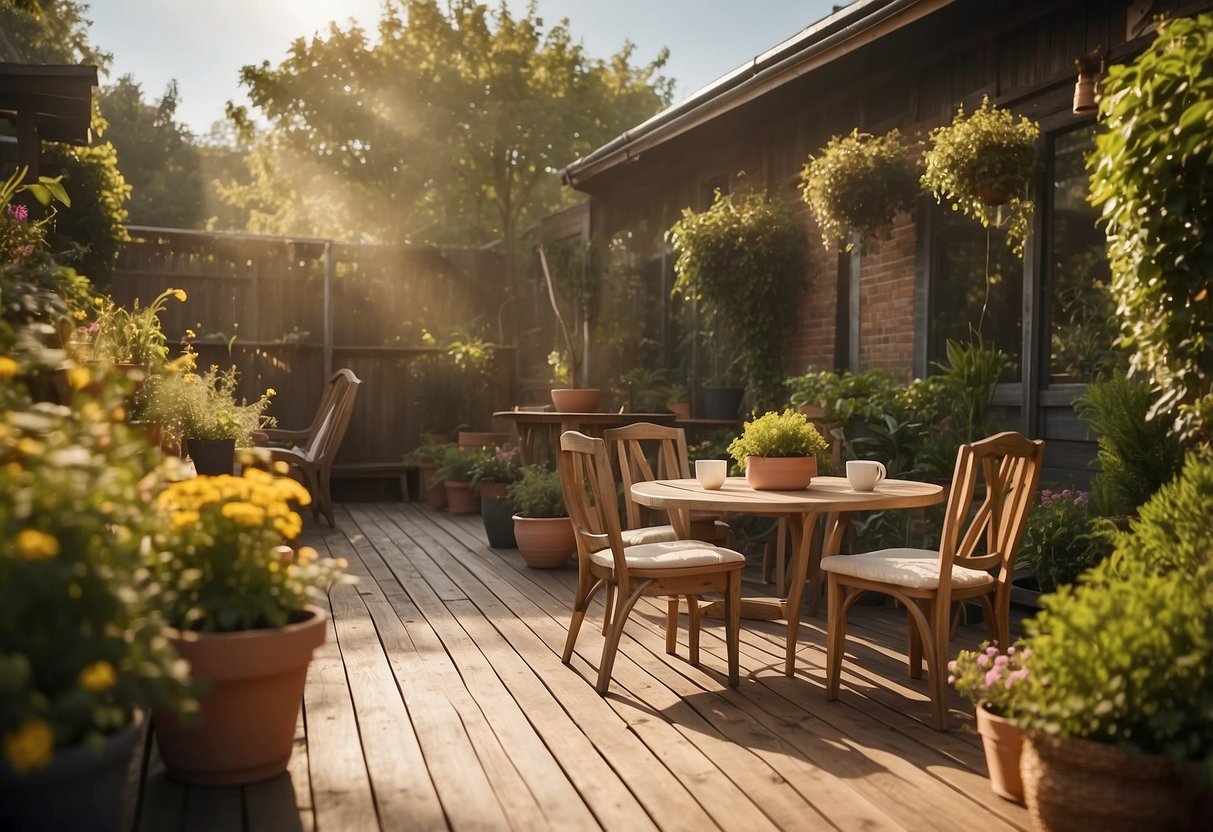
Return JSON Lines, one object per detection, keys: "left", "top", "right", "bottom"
{"left": 695, "top": 459, "right": 727, "bottom": 490}
{"left": 846, "top": 460, "right": 886, "bottom": 492}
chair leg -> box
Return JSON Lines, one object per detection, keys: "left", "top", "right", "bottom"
{"left": 601, "top": 583, "right": 615, "bottom": 635}
{"left": 665, "top": 597, "right": 679, "bottom": 656}
{"left": 908, "top": 600, "right": 926, "bottom": 679}
{"left": 563, "top": 576, "right": 603, "bottom": 664}
{"left": 596, "top": 583, "right": 647, "bottom": 695}
{"left": 825, "top": 575, "right": 847, "bottom": 700}
{"left": 900, "top": 594, "right": 947, "bottom": 729}
{"left": 725, "top": 573, "right": 741, "bottom": 688}
{"left": 685, "top": 595, "right": 701, "bottom": 667}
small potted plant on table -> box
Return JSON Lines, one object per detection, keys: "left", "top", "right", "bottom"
{"left": 727, "top": 409, "right": 828, "bottom": 490}
{"left": 507, "top": 465, "right": 575, "bottom": 568}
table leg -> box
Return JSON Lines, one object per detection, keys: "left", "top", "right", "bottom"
{"left": 517, "top": 425, "right": 537, "bottom": 466}
{"left": 783, "top": 512, "right": 819, "bottom": 676}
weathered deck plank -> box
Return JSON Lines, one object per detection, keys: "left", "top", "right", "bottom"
{"left": 130, "top": 501, "right": 1031, "bottom": 832}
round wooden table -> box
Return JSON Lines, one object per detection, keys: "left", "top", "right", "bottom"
{"left": 630, "top": 475, "right": 945, "bottom": 675}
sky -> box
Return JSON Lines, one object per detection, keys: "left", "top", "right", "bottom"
{"left": 85, "top": 0, "right": 845, "bottom": 136}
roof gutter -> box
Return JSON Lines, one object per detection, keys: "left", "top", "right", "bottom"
{"left": 561, "top": 0, "right": 951, "bottom": 189}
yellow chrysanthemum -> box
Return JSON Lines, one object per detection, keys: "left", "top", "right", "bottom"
{"left": 79, "top": 660, "right": 117, "bottom": 693}
{"left": 16, "top": 529, "right": 59, "bottom": 560}
{"left": 0, "top": 355, "right": 17, "bottom": 380}
{"left": 73, "top": 309, "right": 86, "bottom": 320}
{"left": 4, "top": 719, "right": 54, "bottom": 774}
{"left": 170, "top": 510, "right": 200, "bottom": 530}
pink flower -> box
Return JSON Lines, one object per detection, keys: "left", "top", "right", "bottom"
{"left": 984, "top": 668, "right": 1002, "bottom": 688}
{"left": 1004, "top": 668, "right": 1029, "bottom": 688}
{"left": 6, "top": 203, "right": 28, "bottom": 221}
{"left": 976, "top": 653, "right": 991, "bottom": 668}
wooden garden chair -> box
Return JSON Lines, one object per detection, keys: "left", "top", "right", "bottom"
{"left": 821, "top": 431, "right": 1044, "bottom": 729}
{"left": 257, "top": 369, "right": 362, "bottom": 528}
{"left": 558, "top": 431, "right": 744, "bottom": 694}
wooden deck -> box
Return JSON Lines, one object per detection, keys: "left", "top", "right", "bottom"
{"left": 128, "top": 502, "right": 1031, "bottom": 831}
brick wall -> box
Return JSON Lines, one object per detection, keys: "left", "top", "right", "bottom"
{"left": 858, "top": 215, "right": 918, "bottom": 380}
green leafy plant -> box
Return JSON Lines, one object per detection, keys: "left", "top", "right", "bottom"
{"left": 506, "top": 464, "right": 567, "bottom": 518}
{"left": 1087, "top": 13, "right": 1213, "bottom": 442}
{"left": 469, "top": 446, "right": 522, "bottom": 492}
{"left": 800, "top": 128, "right": 920, "bottom": 251}
{"left": 0, "top": 399, "right": 193, "bottom": 777}
{"left": 948, "top": 642, "right": 1031, "bottom": 716}
{"left": 410, "top": 328, "right": 496, "bottom": 434}
{"left": 433, "top": 445, "right": 484, "bottom": 484}
{"left": 84, "top": 287, "right": 187, "bottom": 368}
{"left": 727, "top": 409, "right": 827, "bottom": 468}
{"left": 403, "top": 439, "right": 455, "bottom": 466}
{"left": 921, "top": 96, "right": 1040, "bottom": 256}
{"left": 139, "top": 351, "right": 276, "bottom": 447}
{"left": 1017, "top": 488, "right": 1109, "bottom": 593}
{"left": 669, "top": 188, "right": 807, "bottom": 408}
{"left": 1011, "top": 451, "right": 1213, "bottom": 773}
{"left": 1074, "top": 371, "right": 1185, "bottom": 517}
{"left": 613, "top": 366, "right": 668, "bottom": 412}
{"left": 149, "top": 468, "right": 351, "bottom": 633}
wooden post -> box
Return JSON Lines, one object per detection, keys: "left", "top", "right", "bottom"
{"left": 323, "top": 241, "right": 334, "bottom": 379}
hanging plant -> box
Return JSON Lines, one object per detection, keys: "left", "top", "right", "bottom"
{"left": 799, "top": 128, "right": 920, "bottom": 252}
{"left": 921, "top": 96, "right": 1041, "bottom": 257}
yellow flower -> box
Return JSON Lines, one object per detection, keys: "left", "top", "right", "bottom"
{"left": 297, "top": 546, "right": 317, "bottom": 564}
{"left": 0, "top": 355, "right": 17, "bottom": 380}
{"left": 172, "top": 289, "right": 187, "bottom": 302}
{"left": 16, "top": 529, "right": 59, "bottom": 560}
{"left": 4, "top": 719, "right": 54, "bottom": 774}
{"left": 184, "top": 328, "right": 196, "bottom": 339}
{"left": 67, "top": 365, "right": 92, "bottom": 390}
{"left": 170, "top": 510, "right": 200, "bottom": 530}
{"left": 79, "top": 660, "right": 117, "bottom": 693}
{"left": 265, "top": 387, "right": 277, "bottom": 397}
{"left": 73, "top": 309, "right": 86, "bottom": 320}
{"left": 17, "top": 437, "right": 42, "bottom": 457}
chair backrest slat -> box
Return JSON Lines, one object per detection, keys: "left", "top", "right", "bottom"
{"left": 559, "top": 431, "right": 633, "bottom": 589}
{"left": 604, "top": 423, "right": 691, "bottom": 530}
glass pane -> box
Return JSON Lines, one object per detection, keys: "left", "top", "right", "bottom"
{"left": 1047, "top": 128, "right": 1124, "bottom": 383}
{"left": 929, "top": 208, "right": 1023, "bottom": 380}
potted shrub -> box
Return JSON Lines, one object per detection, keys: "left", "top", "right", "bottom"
{"left": 1010, "top": 452, "right": 1213, "bottom": 830}
{"left": 800, "top": 128, "right": 921, "bottom": 252}
{"left": 669, "top": 188, "right": 807, "bottom": 410}
{"left": 404, "top": 439, "right": 455, "bottom": 510}
{"left": 507, "top": 465, "right": 575, "bottom": 568}
{"left": 665, "top": 383, "right": 691, "bottom": 420}
{"left": 949, "top": 642, "right": 1032, "bottom": 802}
{"left": 84, "top": 287, "right": 187, "bottom": 371}
{"left": 434, "top": 445, "right": 483, "bottom": 514}
{"left": 0, "top": 381, "right": 193, "bottom": 831}
{"left": 727, "top": 409, "right": 828, "bottom": 490}
{"left": 469, "top": 447, "right": 522, "bottom": 548}
{"left": 921, "top": 96, "right": 1041, "bottom": 257}
{"left": 146, "top": 467, "right": 350, "bottom": 785}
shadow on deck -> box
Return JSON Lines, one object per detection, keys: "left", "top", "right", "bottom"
{"left": 128, "top": 502, "right": 1031, "bottom": 831}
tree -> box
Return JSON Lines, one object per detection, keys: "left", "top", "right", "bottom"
{"left": 223, "top": 0, "right": 672, "bottom": 270}
{"left": 99, "top": 76, "right": 204, "bottom": 229}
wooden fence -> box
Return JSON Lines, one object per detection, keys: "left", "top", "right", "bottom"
{"left": 109, "top": 228, "right": 518, "bottom": 473}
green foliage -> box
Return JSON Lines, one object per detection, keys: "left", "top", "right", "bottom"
{"left": 85, "top": 287, "right": 187, "bottom": 368}
{"left": 1018, "top": 488, "right": 1108, "bottom": 593}
{"left": 40, "top": 141, "right": 130, "bottom": 282}
{"left": 921, "top": 96, "right": 1040, "bottom": 257}
{"left": 800, "top": 128, "right": 920, "bottom": 251}
{"left": 1087, "top": 14, "right": 1213, "bottom": 441}
{"left": 403, "top": 440, "right": 455, "bottom": 466}
{"left": 0, "top": 0, "right": 110, "bottom": 66}
{"left": 669, "top": 189, "right": 807, "bottom": 407}
{"left": 727, "top": 409, "right": 827, "bottom": 468}
{"left": 410, "top": 328, "right": 496, "bottom": 434}
{"left": 506, "top": 464, "right": 567, "bottom": 518}
{"left": 1109, "top": 450, "right": 1213, "bottom": 576}
{"left": 612, "top": 366, "right": 668, "bottom": 412}
{"left": 434, "top": 446, "right": 484, "bottom": 484}
{"left": 469, "top": 447, "right": 522, "bottom": 491}
{"left": 0, "top": 390, "right": 193, "bottom": 776}
{"left": 140, "top": 355, "right": 276, "bottom": 447}
{"left": 1074, "top": 372, "right": 1185, "bottom": 517}
{"left": 225, "top": 0, "right": 672, "bottom": 268}
{"left": 99, "top": 76, "right": 205, "bottom": 229}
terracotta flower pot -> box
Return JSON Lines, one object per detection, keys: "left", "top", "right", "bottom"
{"left": 444, "top": 480, "right": 480, "bottom": 514}
{"left": 745, "top": 456, "right": 817, "bottom": 490}
{"left": 975, "top": 704, "right": 1024, "bottom": 802}
{"left": 419, "top": 462, "right": 447, "bottom": 510}
{"left": 550, "top": 388, "right": 602, "bottom": 412}
{"left": 512, "top": 515, "right": 576, "bottom": 568}
{"left": 667, "top": 401, "right": 692, "bottom": 420}
{"left": 152, "top": 606, "right": 327, "bottom": 785}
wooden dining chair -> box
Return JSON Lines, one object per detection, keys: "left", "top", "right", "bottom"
{"left": 821, "top": 431, "right": 1044, "bottom": 729}
{"left": 604, "top": 422, "right": 730, "bottom": 546}
{"left": 257, "top": 369, "right": 362, "bottom": 528}
{"left": 558, "top": 430, "right": 744, "bottom": 694}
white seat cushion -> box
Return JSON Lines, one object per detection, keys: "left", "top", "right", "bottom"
{"left": 819, "top": 548, "right": 994, "bottom": 591}
{"left": 620, "top": 520, "right": 730, "bottom": 546}
{"left": 589, "top": 539, "right": 745, "bottom": 570}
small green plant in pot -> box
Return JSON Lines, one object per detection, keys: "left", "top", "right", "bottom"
{"left": 507, "top": 465, "right": 574, "bottom": 568}
{"left": 435, "top": 446, "right": 484, "bottom": 514}
{"left": 728, "top": 409, "right": 828, "bottom": 491}
{"left": 800, "top": 128, "right": 920, "bottom": 252}
{"left": 921, "top": 96, "right": 1041, "bottom": 257}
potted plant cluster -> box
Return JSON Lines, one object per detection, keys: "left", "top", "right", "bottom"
{"left": 470, "top": 446, "right": 522, "bottom": 548}
{"left": 727, "top": 409, "right": 828, "bottom": 490}
{"left": 145, "top": 466, "right": 351, "bottom": 785}
{"left": 800, "top": 128, "right": 920, "bottom": 252}
{"left": 139, "top": 350, "right": 276, "bottom": 474}
{"left": 999, "top": 452, "right": 1213, "bottom": 830}
{"left": 0, "top": 373, "right": 194, "bottom": 831}
{"left": 434, "top": 445, "right": 484, "bottom": 514}
{"left": 507, "top": 464, "right": 575, "bottom": 568}
{"left": 949, "top": 642, "right": 1031, "bottom": 802}
{"left": 921, "top": 96, "right": 1041, "bottom": 257}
